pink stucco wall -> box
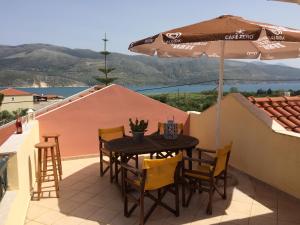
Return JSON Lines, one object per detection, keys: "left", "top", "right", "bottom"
{"left": 37, "top": 85, "right": 189, "bottom": 158}
{"left": 0, "top": 124, "right": 15, "bottom": 146}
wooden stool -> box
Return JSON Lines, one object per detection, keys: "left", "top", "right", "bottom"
{"left": 35, "top": 142, "right": 59, "bottom": 200}
{"left": 42, "top": 133, "right": 62, "bottom": 180}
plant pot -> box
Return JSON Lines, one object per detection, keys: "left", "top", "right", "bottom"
{"left": 132, "top": 131, "right": 145, "bottom": 142}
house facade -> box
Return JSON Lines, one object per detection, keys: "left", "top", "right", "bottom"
{"left": 0, "top": 88, "right": 34, "bottom": 112}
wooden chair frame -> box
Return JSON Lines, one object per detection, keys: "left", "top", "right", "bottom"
{"left": 99, "top": 126, "right": 138, "bottom": 183}
{"left": 122, "top": 160, "right": 181, "bottom": 225}
{"left": 182, "top": 147, "right": 231, "bottom": 214}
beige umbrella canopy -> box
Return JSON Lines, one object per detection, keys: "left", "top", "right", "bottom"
{"left": 129, "top": 15, "right": 300, "bottom": 146}
{"left": 271, "top": 0, "right": 300, "bottom": 4}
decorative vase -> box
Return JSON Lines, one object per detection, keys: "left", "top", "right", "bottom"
{"left": 132, "top": 131, "right": 145, "bottom": 142}
{"left": 164, "top": 120, "right": 178, "bottom": 140}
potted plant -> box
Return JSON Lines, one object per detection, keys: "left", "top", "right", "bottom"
{"left": 129, "top": 118, "right": 148, "bottom": 142}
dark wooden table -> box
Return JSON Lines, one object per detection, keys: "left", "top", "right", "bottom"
{"left": 106, "top": 134, "right": 198, "bottom": 157}
{"left": 106, "top": 134, "right": 199, "bottom": 175}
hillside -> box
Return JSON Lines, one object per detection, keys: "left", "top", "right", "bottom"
{"left": 0, "top": 44, "right": 300, "bottom": 87}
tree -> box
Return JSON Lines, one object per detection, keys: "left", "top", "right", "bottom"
{"left": 0, "top": 93, "right": 3, "bottom": 106}
{"left": 229, "top": 87, "right": 239, "bottom": 93}
{"left": 94, "top": 33, "right": 117, "bottom": 86}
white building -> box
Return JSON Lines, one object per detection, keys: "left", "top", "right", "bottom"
{"left": 0, "top": 88, "right": 34, "bottom": 112}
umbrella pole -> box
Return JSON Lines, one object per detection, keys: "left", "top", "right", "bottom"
{"left": 215, "top": 40, "right": 225, "bottom": 148}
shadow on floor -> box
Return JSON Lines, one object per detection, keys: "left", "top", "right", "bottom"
{"left": 27, "top": 157, "right": 300, "bottom": 225}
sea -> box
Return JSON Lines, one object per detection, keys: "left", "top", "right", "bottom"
{"left": 6, "top": 82, "right": 300, "bottom": 98}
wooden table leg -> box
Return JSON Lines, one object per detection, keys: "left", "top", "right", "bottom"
{"left": 186, "top": 148, "right": 193, "bottom": 170}
{"left": 121, "top": 153, "right": 126, "bottom": 196}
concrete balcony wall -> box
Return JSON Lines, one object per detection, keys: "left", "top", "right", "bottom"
{"left": 0, "top": 120, "right": 39, "bottom": 225}
{"left": 188, "top": 93, "right": 300, "bottom": 199}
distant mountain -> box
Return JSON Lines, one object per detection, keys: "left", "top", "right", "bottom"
{"left": 0, "top": 43, "right": 300, "bottom": 87}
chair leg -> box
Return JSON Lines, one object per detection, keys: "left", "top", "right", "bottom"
{"left": 223, "top": 173, "right": 227, "bottom": 199}
{"left": 139, "top": 192, "right": 145, "bottom": 225}
{"left": 198, "top": 180, "right": 202, "bottom": 194}
{"left": 100, "top": 150, "right": 104, "bottom": 176}
{"left": 175, "top": 182, "right": 179, "bottom": 216}
{"left": 206, "top": 179, "right": 214, "bottom": 215}
{"left": 124, "top": 174, "right": 129, "bottom": 217}
{"left": 135, "top": 154, "right": 139, "bottom": 168}
{"left": 150, "top": 153, "right": 153, "bottom": 159}
{"left": 182, "top": 178, "right": 186, "bottom": 207}
{"left": 115, "top": 154, "right": 119, "bottom": 184}
{"left": 186, "top": 178, "right": 195, "bottom": 207}
{"left": 109, "top": 152, "right": 114, "bottom": 183}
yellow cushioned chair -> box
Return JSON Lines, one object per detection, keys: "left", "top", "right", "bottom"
{"left": 98, "top": 126, "right": 138, "bottom": 183}
{"left": 122, "top": 152, "right": 182, "bottom": 225}
{"left": 182, "top": 142, "right": 232, "bottom": 214}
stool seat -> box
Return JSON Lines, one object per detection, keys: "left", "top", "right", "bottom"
{"left": 35, "top": 142, "right": 56, "bottom": 148}
{"left": 42, "top": 133, "right": 60, "bottom": 138}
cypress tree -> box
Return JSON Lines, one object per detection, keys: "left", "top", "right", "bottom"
{"left": 95, "top": 33, "right": 117, "bottom": 86}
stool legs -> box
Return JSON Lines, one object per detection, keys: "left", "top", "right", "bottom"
{"left": 54, "top": 137, "right": 62, "bottom": 180}
{"left": 50, "top": 146, "right": 59, "bottom": 198}
{"left": 37, "top": 149, "right": 42, "bottom": 200}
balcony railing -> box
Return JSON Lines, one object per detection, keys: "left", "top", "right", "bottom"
{"left": 0, "top": 155, "right": 8, "bottom": 202}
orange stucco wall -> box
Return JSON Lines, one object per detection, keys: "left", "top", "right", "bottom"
{"left": 37, "top": 85, "right": 189, "bottom": 158}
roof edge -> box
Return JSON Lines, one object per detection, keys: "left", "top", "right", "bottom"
{"left": 35, "top": 85, "right": 108, "bottom": 118}
{"left": 229, "top": 93, "right": 300, "bottom": 138}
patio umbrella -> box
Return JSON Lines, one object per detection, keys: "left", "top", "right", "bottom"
{"left": 271, "top": 0, "right": 300, "bottom": 4}
{"left": 128, "top": 15, "right": 300, "bottom": 147}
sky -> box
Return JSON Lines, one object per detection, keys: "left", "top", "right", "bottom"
{"left": 1, "top": 0, "right": 300, "bottom": 67}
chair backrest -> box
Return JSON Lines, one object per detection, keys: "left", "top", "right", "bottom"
{"left": 213, "top": 142, "right": 233, "bottom": 177}
{"left": 158, "top": 122, "right": 184, "bottom": 135}
{"left": 142, "top": 152, "right": 182, "bottom": 190}
{"left": 98, "top": 126, "right": 125, "bottom": 142}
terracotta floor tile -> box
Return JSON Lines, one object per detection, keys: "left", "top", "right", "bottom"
{"left": 59, "top": 189, "right": 80, "bottom": 200}
{"left": 250, "top": 203, "right": 276, "bottom": 216}
{"left": 223, "top": 201, "right": 252, "bottom": 215}
{"left": 278, "top": 222, "right": 300, "bottom": 225}
{"left": 34, "top": 210, "right": 65, "bottom": 225}
{"left": 109, "top": 213, "right": 138, "bottom": 225}
{"left": 69, "top": 192, "right": 96, "bottom": 203}
{"left": 249, "top": 215, "right": 277, "bottom": 225}
{"left": 188, "top": 208, "right": 222, "bottom": 225}
{"left": 68, "top": 204, "right": 100, "bottom": 219}
{"left": 87, "top": 207, "right": 120, "bottom": 224}
{"left": 25, "top": 221, "right": 45, "bottom": 225}
{"left": 26, "top": 204, "right": 50, "bottom": 220}
{"left": 220, "top": 211, "right": 251, "bottom": 225}
{"left": 52, "top": 215, "right": 86, "bottom": 225}
{"left": 79, "top": 220, "right": 104, "bottom": 225}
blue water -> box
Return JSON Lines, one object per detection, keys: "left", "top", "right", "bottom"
{"left": 15, "top": 87, "right": 89, "bottom": 98}
{"left": 134, "top": 82, "right": 300, "bottom": 94}
{"left": 7, "top": 82, "right": 300, "bottom": 98}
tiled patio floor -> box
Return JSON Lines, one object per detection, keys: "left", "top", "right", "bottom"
{"left": 24, "top": 156, "right": 300, "bottom": 225}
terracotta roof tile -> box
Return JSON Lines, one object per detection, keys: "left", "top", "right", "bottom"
{"left": 248, "top": 95, "right": 300, "bottom": 134}
{"left": 0, "top": 88, "right": 33, "bottom": 96}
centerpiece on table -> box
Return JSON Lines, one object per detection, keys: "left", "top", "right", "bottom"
{"left": 164, "top": 119, "right": 179, "bottom": 140}
{"left": 129, "top": 118, "right": 148, "bottom": 142}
